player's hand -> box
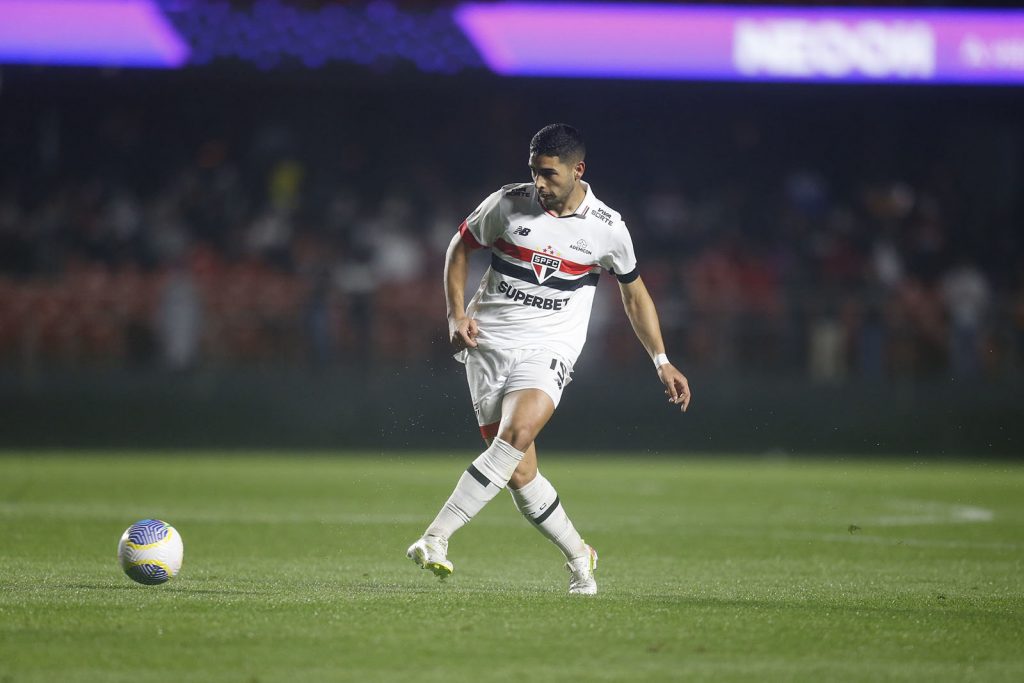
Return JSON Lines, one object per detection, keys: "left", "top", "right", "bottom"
{"left": 658, "top": 363, "right": 691, "bottom": 412}
{"left": 449, "top": 316, "right": 479, "bottom": 350}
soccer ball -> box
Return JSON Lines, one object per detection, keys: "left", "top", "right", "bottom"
{"left": 117, "top": 519, "right": 184, "bottom": 585}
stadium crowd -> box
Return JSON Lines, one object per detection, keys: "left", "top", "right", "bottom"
{"left": 1, "top": 82, "right": 1021, "bottom": 383}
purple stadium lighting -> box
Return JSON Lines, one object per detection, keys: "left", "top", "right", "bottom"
{"left": 454, "top": 3, "right": 1024, "bottom": 84}
{"left": 0, "top": 0, "right": 188, "bottom": 68}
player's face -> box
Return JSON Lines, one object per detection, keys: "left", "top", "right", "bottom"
{"left": 529, "top": 154, "right": 584, "bottom": 213}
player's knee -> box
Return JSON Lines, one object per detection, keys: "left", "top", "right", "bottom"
{"left": 508, "top": 461, "right": 538, "bottom": 490}
{"left": 498, "top": 422, "right": 538, "bottom": 452}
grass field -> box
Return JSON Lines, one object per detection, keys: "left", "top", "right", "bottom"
{"left": 0, "top": 453, "right": 1022, "bottom": 682}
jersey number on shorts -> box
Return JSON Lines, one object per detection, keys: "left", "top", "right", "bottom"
{"left": 549, "top": 358, "right": 567, "bottom": 390}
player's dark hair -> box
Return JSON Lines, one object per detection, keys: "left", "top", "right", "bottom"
{"left": 529, "top": 124, "right": 586, "bottom": 163}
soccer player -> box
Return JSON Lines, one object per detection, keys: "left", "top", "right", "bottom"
{"left": 407, "top": 124, "right": 690, "bottom": 595}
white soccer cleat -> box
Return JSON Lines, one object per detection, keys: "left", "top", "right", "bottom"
{"left": 406, "top": 535, "right": 454, "bottom": 579}
{"left": 566, "top": 543, "right": 598, "bottom": 595}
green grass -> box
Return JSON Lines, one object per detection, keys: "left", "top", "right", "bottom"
{"left": 0, "top": 453, "right": 1022, "bottom": 682}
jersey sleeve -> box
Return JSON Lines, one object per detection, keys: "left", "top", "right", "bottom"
{"left": 459, "top": 188, "right": 506, "bottom": 249}
{"left": 600, "top": 221, "right": 640, "bottom": 283}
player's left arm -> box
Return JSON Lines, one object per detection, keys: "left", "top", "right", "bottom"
{"left": 619, "top": 277, "right": 691, "bottom": 412}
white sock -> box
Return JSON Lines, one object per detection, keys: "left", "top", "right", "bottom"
{"left": 425, "top": 438, "right": 524, "bottom": 540}
{"left": 510, "top": 472, "right": 587, "bottom": 561}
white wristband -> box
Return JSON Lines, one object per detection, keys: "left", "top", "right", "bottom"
{"left": 653, "top": 353, "right": 670, "bottom": 368}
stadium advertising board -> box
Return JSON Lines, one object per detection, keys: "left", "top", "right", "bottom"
{"left": 1, "top": 1, "right": 1022, "bottom": 84}
{"left": 0, "top": 0, "right": 188, "bottom": 68}
{"left": 455, "top": 3, "right": 1024, "bottom": 84}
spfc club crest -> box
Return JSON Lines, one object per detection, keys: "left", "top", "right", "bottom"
{"left": 531, "top": 253, "right": 562, "bottom": 284}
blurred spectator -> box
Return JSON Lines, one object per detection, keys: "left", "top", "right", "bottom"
{"left": 0, "top": 84, "right": 1020, "bottom": 384}
{"left": 807, "top": 285, "right": 846, "bottom": 384}
{"left": 333, "top": 243, "right": 376, "bottom": 359}
{"left": 156, "top": 261, "right": 203, "bottom": 371}
{"left": 941, "top": 257, "right": 991, "bottom": 379}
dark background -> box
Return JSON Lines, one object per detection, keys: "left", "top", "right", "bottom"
{"left": 1, "top": 2, "right": 1021, "bottom": 455}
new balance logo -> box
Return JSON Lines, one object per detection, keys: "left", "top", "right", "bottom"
{"left": 512, "top": 226, "right": 531, "bottom": 236}
{"left": 531, "top": 253, "right": 561, "bottom": 284}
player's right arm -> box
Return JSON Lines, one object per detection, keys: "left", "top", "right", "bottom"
{"left": 445, "top": 231, "right": 478, "bottom": 350}
{"left": 446, "top": 189, "right": 507, "bottom": 350}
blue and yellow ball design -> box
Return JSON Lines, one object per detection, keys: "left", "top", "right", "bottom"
{"left": 117, "top": 519, "right": 184, "bottom": 585}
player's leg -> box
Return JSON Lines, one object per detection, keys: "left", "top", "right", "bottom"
{"left": 493, "top": 387, "right": 555, "bottom": 453}
{"left": 507, "top": 441, "right": 537, "bottom": 489}
{"left": 408, "top": 388, "right": 554, "bottom": 576}
{"left": 422, "top": 434, "right": 529, "bottom": 540}
{"left": 502, "top": 357, "right": 598, "bottom": 595}
{"left": 408, "top": 349, "right": 531, "bottom": 577}
{"left": 426, "top": 389, "right": 554, "bottom": 537}
{"left": 477, "top": 432, "right": 597, "bottom": 594}
{"left": 407, "top": 431, "right": 524, "bottom": 577}
{"left": 509, "top": 460, "right": 597, "bottom": 594}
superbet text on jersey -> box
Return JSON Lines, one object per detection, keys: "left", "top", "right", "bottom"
{"left": 457, "top": 182, "right": 639, "bottom": 364}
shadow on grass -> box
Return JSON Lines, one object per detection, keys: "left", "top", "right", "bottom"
{"left": 61, "top": 582, "right": 263, "bottom": 596}
{"left": 163, "top": 586, "right": 265, "bottom": 596}
{"left": 347, "top": 578, "right": 559, "bottom": 598}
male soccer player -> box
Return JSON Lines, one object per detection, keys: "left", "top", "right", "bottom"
{"left": 407, "top": 124, "right": 690, "bottom": 595}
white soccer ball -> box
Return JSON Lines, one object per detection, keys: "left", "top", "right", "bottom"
{"left": 117, "top": 519, "right": 184, "bottom": 585}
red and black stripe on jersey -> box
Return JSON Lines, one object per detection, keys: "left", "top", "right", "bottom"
{"left": 490, "top": 254, "right": 599, "bottom": 291}
{"left": 459, "top": 220, "right": 637, "bottom": 287}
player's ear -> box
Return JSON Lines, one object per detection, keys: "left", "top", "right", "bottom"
{"left": 574, "top": 160, "right": 585, "bottom": 180}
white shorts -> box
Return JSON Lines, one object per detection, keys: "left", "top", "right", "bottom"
{"left": 464, "top": 347, "right": 574, "bottom": 437}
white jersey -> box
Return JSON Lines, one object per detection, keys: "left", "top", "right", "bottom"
{"left": 457, "top": 181, "right": 638, "bottom": 364}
